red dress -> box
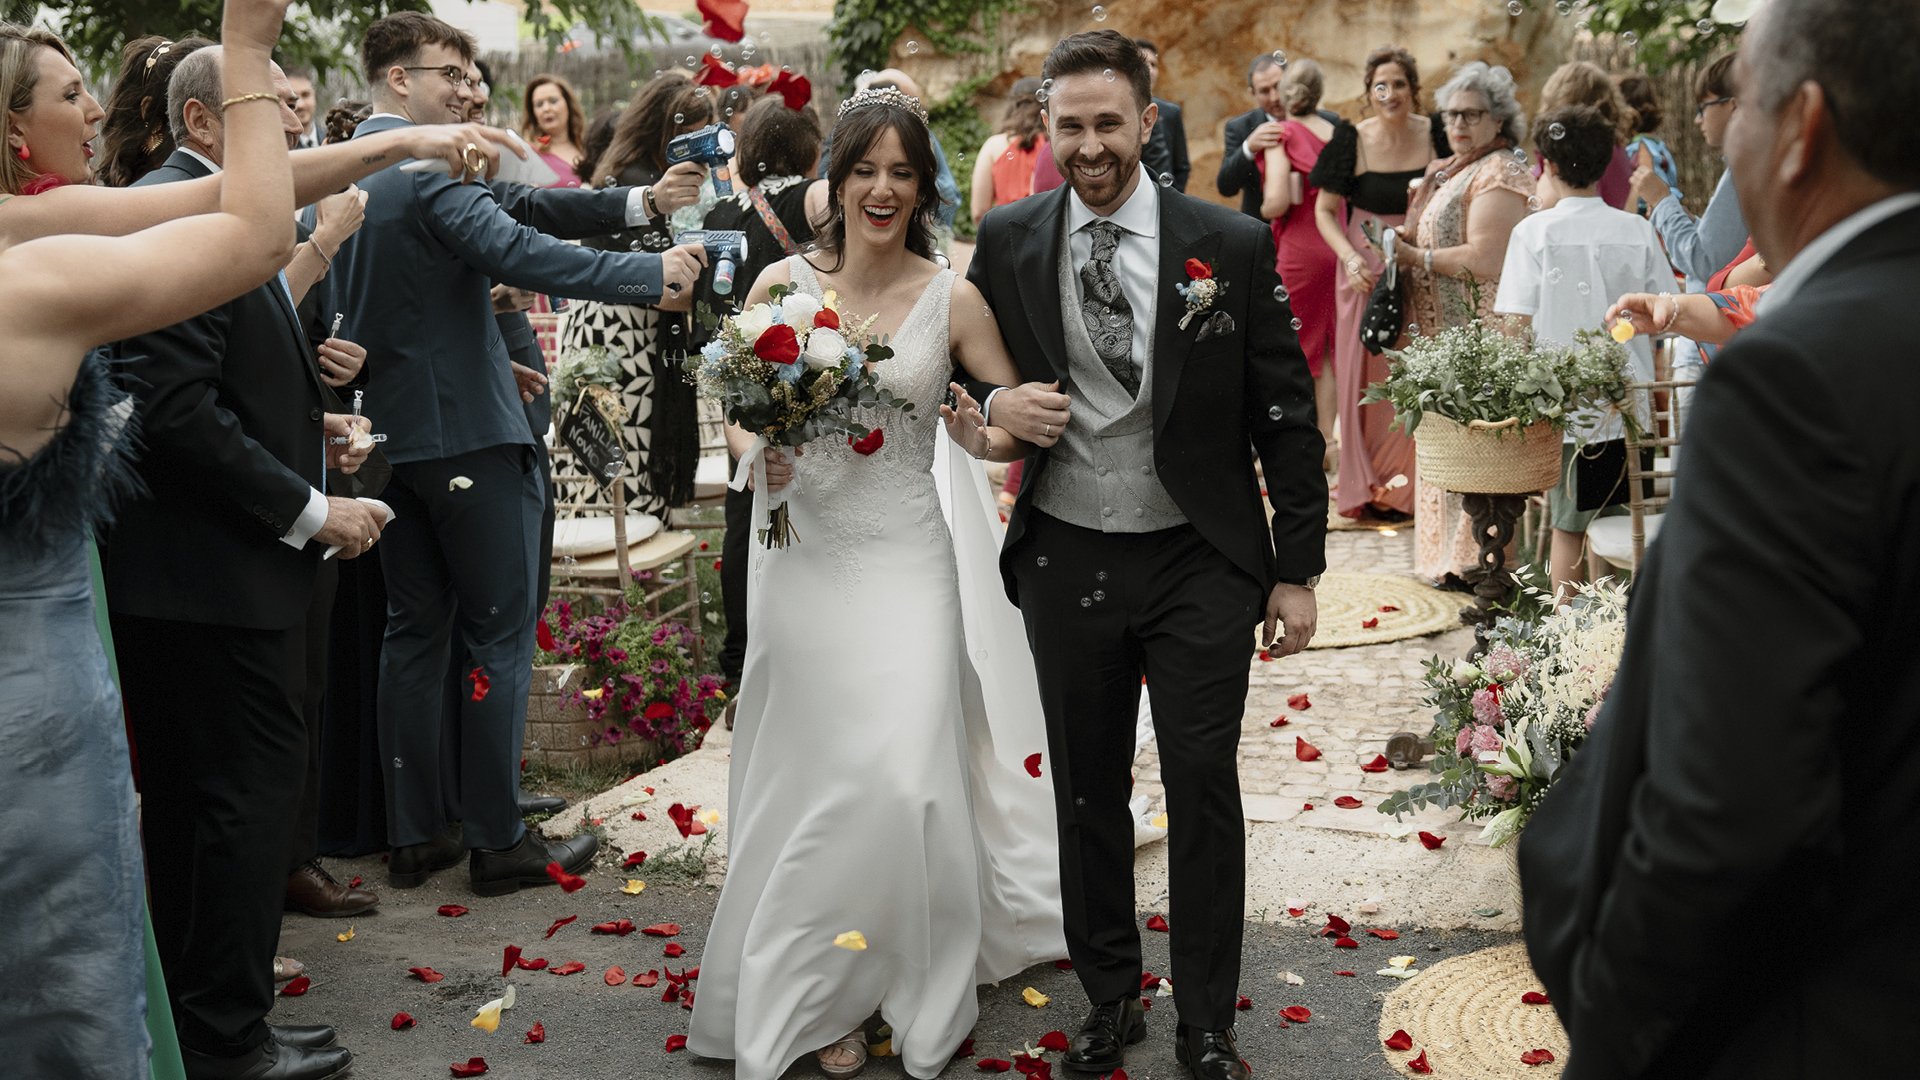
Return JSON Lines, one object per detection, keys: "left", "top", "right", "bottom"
{"left": 1256, "top": 121, "right": 1337, "bottom": 378}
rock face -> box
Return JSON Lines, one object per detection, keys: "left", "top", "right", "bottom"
{"left": 896, "top": 0, "right": 1577, "bottom": 210}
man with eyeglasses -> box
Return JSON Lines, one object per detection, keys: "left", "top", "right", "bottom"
{"left": 1628, "top": 52, "right": 1749, "bottom": 420}
{"left": 318, "top": 11, "right": 708, "bottom": 898}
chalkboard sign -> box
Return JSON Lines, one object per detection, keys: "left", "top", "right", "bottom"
{"left": 559, "top": 393, "right": 625, "bottom": 489}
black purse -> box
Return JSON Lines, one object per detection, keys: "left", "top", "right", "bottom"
{"left": 1359, "top": 227, "right": 1405, "bottom": 355}
{"left": 1572, "top": 438, "right": 1656, "bottom": 511}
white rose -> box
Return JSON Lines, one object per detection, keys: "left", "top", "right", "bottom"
{"left": 802, "top": 326, "right": 848, "bottom": 369}
{"left": 781, "top": 292, "right": 821, "bottom": 329}
{"left": 733, "top": 303, "right": 776, "bottom": 341}
{"left": 1452, "top": 659, "right": 1482, "bottom": 685}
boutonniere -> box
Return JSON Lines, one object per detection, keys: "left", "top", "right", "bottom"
{"left": 1176, "top": 258, "right": 1226, "bottom": 330}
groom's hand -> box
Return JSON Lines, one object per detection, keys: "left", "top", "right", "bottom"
{"left": 988, "top": 381, "right": 1072, "bottom": 447}
{"left": 1264, "top": 583, "right": 1317, "bottom": 657}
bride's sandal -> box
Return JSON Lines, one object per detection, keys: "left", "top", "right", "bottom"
{"left": 816, "top": 1030, "right": 868, "bottom": 1078}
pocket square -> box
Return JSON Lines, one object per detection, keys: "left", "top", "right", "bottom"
{"left": 1195, "top": 310, "right": 1236, "bottom": 342}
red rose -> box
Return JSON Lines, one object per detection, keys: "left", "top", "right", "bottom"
{"left": 1184, "top": 258, "right": 1212, "bottom": 280}
{"left": 771, "top": 70, "right": 813, "bottom": 112}
{"left": 813, "top": 306, "right": 840, "bottom": 330}
{"left": 753, "top": 324, "right": 800, "bottom": 365}
{"left": 695, "top": 53, "right": 738, "bottom": 87}
{"left": 644, "top": 702, "right": 675, "bottom": 721}
{"left": 696, "top": 0, "right": 746, "bottom": 42}
{"left": 849, "top": 429, "right": 884, "bottom": 456}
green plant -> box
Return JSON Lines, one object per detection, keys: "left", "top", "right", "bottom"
{"left": 1362, "top": 317, "right": 1639, "bottom": 438}
{"left": 1577, "top": 0, "right": 1745, "bottom": 73}
{"left": 826, "top": 0, "right": 1029, "bottom": 94}
{"left": 643, "top": 831, "right": 717, "bottom": 883}
{"left": 929, "top": 72, "right": 996, "bottom": 241}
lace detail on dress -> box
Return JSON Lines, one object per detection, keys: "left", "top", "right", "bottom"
{"left": 784, "top": 256, "right": 955, "bottom": 597}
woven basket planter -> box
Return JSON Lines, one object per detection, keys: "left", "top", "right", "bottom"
{"left": 524, "top": 664, "right": 663, "bottom": 771}
{"left": 1415, "top": 413, "right": 1562, "bottom": 495}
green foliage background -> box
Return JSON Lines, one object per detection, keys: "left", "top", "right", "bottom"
{"left": 1533, "top": 0, "right": 1745, "bottom": 72}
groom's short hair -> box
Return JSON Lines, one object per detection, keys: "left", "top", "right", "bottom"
{"left": 1042, "top": 29, "right": 1152, "bottom": 112}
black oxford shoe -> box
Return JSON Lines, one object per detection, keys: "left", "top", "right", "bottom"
{"left": 386, "top": 820, "right": 465, "bottom": 888}
{"left": 268, "top": 1023, "right": 338, "bottom": 1049}
{"left": 469, "top": 827, "right": 598, "bottom": 897}
{"left": 1175, "top": 1023, "right": 1250, "bottom": 1080}
{"left": 181, "top": 1039, "right": 352, "bottom": 1080}
{"left": 1064, "top": 994, "right": 1146, "bottom": 1072}
{"left": 517, "top": 789, "right": 568, "bottom": 816}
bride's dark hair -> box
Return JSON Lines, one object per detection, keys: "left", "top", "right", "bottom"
{"left": 812, "top": 97, "right": 939, "bottom": 273}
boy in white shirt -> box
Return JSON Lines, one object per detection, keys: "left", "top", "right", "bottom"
{"left": 1495, "top": 103, "right": 1673, "bottom": 601}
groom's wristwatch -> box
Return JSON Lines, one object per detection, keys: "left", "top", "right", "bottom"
{"left": 1279, "top": 575, "right": 1322, "bottom": 589}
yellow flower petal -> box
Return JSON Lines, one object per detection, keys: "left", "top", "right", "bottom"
{"left": 697, "top": 809, "right": 719, "bottom": 824}
{"left": 833, "top": 931, "right": 868, "bottom": 951}
{"left": 621, "top": 879, "right": 646, "bottom": 895}
{"left": 1150, "top": 812, "right": 1169, "bottom": 829}
{"left": 1022, "top": 986, "right": 1050, "bottom": 1008}
{"left": 471, "top": 1003, "right": 502, "bottom": 1032}
{"left": 823, "top": 288, "right": 840, "bottom": 311}
{"left": 581, "top": 687, "right": 604, "bottom": 700}
{"left": 1376, "top": 966, "right": 1420, "bottom": 979}
{"left": 1388, "top": 955, "right": 1417, "bottom": 969}
{"left": 335, "top": 925, "right": 354, "bottom": 942}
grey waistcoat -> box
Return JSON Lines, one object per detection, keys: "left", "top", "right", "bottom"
{"left": 1031, "top": 214, "right": 1188, "bottom": 533}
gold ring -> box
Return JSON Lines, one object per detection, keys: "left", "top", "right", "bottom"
{"left": 363, "top": 537, "right": 374, "bottom": 549}
{"left": 1044, "top": 423, "right": 1052, "bottom": 437}
{"left": 462, "top": 142, "right": 484, "bottom": 175}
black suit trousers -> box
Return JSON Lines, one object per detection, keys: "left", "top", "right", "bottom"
{"left": 115, "top": 611, "right": 308, "bottom": 1057}
{"left": 287, "top": 559, "right": 339, "bottom": 871}
{"left": 377, "top": 442, "right": 542, "bottom": 852}
{"left": 1012, "top": 512, "right": 1264, "bottom": 1030}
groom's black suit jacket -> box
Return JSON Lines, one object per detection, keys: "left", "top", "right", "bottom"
{"left": 967, "top": 182, "right": 1327, "bottom": 605}
{"left": 1519, "top": 204, "right": 1920, "bottom": 1079}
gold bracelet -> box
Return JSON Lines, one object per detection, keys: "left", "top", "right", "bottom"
{"left": 221, "top": 92, "right": 279, "bottom": 111}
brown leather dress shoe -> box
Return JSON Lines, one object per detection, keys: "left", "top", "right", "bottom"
{"left": 284, "top": 859, "right": 379, "bottom": 918}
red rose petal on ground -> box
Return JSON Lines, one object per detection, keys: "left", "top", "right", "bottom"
{"left": 1270, "top": 715, "right": 1290, "bottom": 727}
{"left": 1521, "top": 1049, "right": 1555, "bottom": 1065}
{"left": 1366, "top": 928, "right": 1400, "bottom": 940}
{"left": 1053, "top": 959, "right": 1074, "bottom": 970}
{"left": 517, "top": 957, "right": 549, "bottom": 971}
{"left": 1145, "top": 914, "right": 1170, "bottom": 932}
{"left": 664, "top": 943, "right": 687, "bottom": 958}
{"left": 592, "top": 920, "right": 636, "bottom": 936}
{"left": 543, "top": 915, "right": 577, "bottom": 939}
{"left": 956, "top": 1038, "right": 976, "bottom": 1057}
{"left": 1024, "top": 752, "right": 1043, "bottom": 777}
{"left": 1379, "top": 604, "right": 1400, "bottom": 612}
{"left": 1141, "top": 972, "right": 1162, "bottom": 990}
{"left": 687, "top": 967, "right": 699, "bottom": 980}
{"left": 1141, "top": 997, "right": 1152, "bottom": 1010}
{"left": 977, "top": 1062, "right": 1012, "bottom": 1073}
{"left": 1288, "top": 693, "right": 1312, "bottom": 710}
{"left": 500, "top": 945, "right": 522, "bottom": 977}
{"left": 1408, "top": 1050, "right": 1433, "bottom": 1074}
{"left": 1384, "top": 1030, "right": 1414, "bottom": 1051}
{"left": 1361, "top": 617, "right": 1379, "bottom": 629}
{"left": 1360, "top": 754, "right": 1391, "bottom": 772}
{"left": 850, "top": 429, "right": 884, "bottom": 456}
{"left": 1322, "top": 914, "right": 1351, "bottom": 936}
{"left": 631, "top": 812, "right": 646, "bottom": 821}
{"left": 661, "top": 986, "right": 679, "bottom": 1002}
{"left": 437, "top": 905, "right": 469, "bottom": 917}
{"left": 524, "top": 1021, "right": 546, "bottom": 1043}
{"left": 1109, "top": 1072, "right": 1127, "bottom": 1080}
{"left": 1418, "top": 831, "right": 1446, "bottom": 850}
{"left": 450, "top": 1058, "right": 489, "bottom": 1077}
{"left": 667, "top": 803, "right": 696, "bottom": 838}
{"left": 550, "top": 962, "right": 586, "bottom": 976}
{"left": 1037, "top": 1031, "right": 1070, "bottom": 1052}
{"left": 545, "top": 862, "right": 586, "bottom": 892}
{"left": 409, "top": 966, "right": 445, "bottom": 983}
{"left": 623, "top": 851, "right": 648, "bottom": 869}
{"left": 642, "top": 923, "right": 683, "bottom": 937}
{"left": 1280, "top": 1005, "right": 1312, "bottom": 1023}
{"left": 1522, "top": 991, "right": 1552, "bottom": 1005}
{"left": 279, "top": 977, "right": 310, "bottom": 996}
{"left": 1334, "top": 796, "right": 1364, "bottom": 809}
{"left": 633, "top": 970, "right": 660, "bottom": 987}
{"left": 1333, "top": 936, "right": 1359, "bottom": 948}
{"left": 665, "top": 1034, "right": 689, "bottom": 1052}
{"left": 349, "top": 876, "right": 363, "bottom": 888}
{"left": 1295, "top": 737, "right": 1321, "bottom": 761}
{"left": 605, "top": 966, "right": 626, "bottom": 986}
{"left": 1301, "top": 803, "right": 1313, "bottom": 811}
{"left": 1334, "top": 970, "right": 1357, "bottom": 976}
{"left": 1236, "top": 995, "right": 1253, "bottom": 1010}
{"left": 391, "top": 1012, "right": 417, "bottom": 1030}
{"left": 1288, "top": 907, "right": 1306, "bottom": 916}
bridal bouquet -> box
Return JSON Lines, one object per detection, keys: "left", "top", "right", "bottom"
{"left": 1378, "top": 579, "right": 1629, "bottom": 846}
{"left": 685, "top": 284, "right": 911, "bottom": 547}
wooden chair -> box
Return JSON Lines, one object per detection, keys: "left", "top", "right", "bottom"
{"left": 1588, "top": 378, "right": 1695, "bottom": 573}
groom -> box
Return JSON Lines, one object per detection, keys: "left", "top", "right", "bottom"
{"left": 968, "top": 29, "right": 1326, "bottom": 1080}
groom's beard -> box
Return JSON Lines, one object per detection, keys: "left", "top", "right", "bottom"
{"left": 1063, "top": 151, "right": 1140, "bottom": 210}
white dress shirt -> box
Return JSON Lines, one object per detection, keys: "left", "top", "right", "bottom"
{"left": 1067, "top": 171, "right": 1161, "bottom": 383}
{"left": 1756, "top": 191, "right": 1920, "bottom": 315}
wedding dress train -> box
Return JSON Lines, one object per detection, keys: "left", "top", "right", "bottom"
{"left": 687, "top": 258, "right": 1066, "bottom": 1078}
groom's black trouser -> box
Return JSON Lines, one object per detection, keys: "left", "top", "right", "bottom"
{"left": 1013, "top": 511, "right": 1264, "bottom": 1032}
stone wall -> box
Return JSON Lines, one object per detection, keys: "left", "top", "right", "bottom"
{"left": 893, "top": 0, "right": 1581, "bottom": 210}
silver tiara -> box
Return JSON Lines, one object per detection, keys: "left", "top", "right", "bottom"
{"left": 836, "top": 86, "right": 928, "bottom": 123}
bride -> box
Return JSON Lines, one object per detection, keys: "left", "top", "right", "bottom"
{"left": 689, "top": 88, "right": 1066, "bottom": 1077}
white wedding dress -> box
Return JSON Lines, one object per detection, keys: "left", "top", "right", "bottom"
{"left": 688, "top": 258, "right": 1067, "bottom": 1078}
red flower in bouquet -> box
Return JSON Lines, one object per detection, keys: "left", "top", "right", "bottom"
{"left": 753, "top": 324, "right": 800, "bottom": 365}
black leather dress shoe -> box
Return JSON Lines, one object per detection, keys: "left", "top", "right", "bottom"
{"left": 1175, "top": 1024, "right": 1250, "bottom": 1080}
{"left": 517, "top": 789, "right": 567, "bottom": 816}
{"left": 1064, "top": 994, "right": 1146, "bottom": 1072}
{"left": 181, "top": 1039, "right": 352, "bottom": 1080}
{"left": 469, "top": 827, "right": 598, "bottom": 897}
{"left": 387, "top": 821, "right": 465, "bottom": 888}
{"left": 268, "top": 1023, "right": 338, "bottom": 1049}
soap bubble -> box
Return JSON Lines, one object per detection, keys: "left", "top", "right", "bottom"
{"left": 1092, "top": 5, "right": 1107, "bottom": 20}
{"left": 685, "top": 56, "right": 697, "bottom": 68}
{"left": 1274, "top": 285, "right": 1289, "bottom": 302}
{"left": 1506, "top": 159, "right": 1524, "bottom": 175}
{"left": 673, "top": 112, "right": 684, "bottom": 124}
{"left": 1527, "top": 195, "right": 1543, "bottom": 210}
{"left": 906, "top": 40, "right": 919, "bottom": 55}
{"left": 1037, "top": 556, "right": 1049, "bottom": 567}
{"left": 1093, "top": 590, "right": 1106, "bottom": 601}
{"left": 760, "top": 30, "right": 772, "bottom": 43}
{"left": 725, "top": 107, "right": 734, "bottom": 117}
{"left": 1406, "top": 322, "right": 1419, "bottom": 334}
{"left": 1508, "top": 0, "right": 1523, "bottom": 15}
{"left": 709, "top": 42, "right": 724, "bottom": 55}
{"left": 700, "top": 591, "right": 711, "bottom": 602}
{"left": 1272, "top": 50, "right": 1288, "bottom": 66}
{"left": 1556, "top": 1, "right": 1570, "bottom": 13}
{"left": 1158, "top": 172, "right": 1173, "bottom": 187}
{"left": 1104, "top": 68, "right": 1115, "bottom": 82}
{"left": 1290, "top": 317, "right": 1303, "bottom": 330}
{"left": 1576, "top": 281, "right": 1591, "bottom": 295}
{"left": 1547, "top": 267, "right": 1563, "bottom": 284}
{"left": 1268, "top": 405, "right": 1284, "bottom": 420}
{"left": 1432, "top": 170, "right": 1449, "bottom": 186}
{"left": 1697, "top": 17, "right": 1714, "bottom": 33}
{"left": 1622, "top": 30, "right": 1639, "bottom": 46}
{"left": 1548, "top": 121, "right": 1566, "bottom": 140}
{"left": 757, "top": 161, "right": 766, "bottom": 170}
{"left": 1576, "top": 18, "right": 1589, "bottom": 31}
{"left": 1081, "top": 596, "right": 1093, "bottom": 607}
{"left": 1096, "top": 570, "right": 1108, "bottom": 581}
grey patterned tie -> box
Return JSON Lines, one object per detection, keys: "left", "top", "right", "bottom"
{"left": 1079, "top": 219, "right": 1139, "bottom": 396}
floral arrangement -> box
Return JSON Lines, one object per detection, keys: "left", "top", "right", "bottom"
{"left": 547, "top": 344, "right": 623, "bottom": 425}
{"left": 685, "top": 283, "right": 912, "bottom": 547}
{"left": 1378, "top": 578, "right": 1629, "bottom": 846}
{"left": 536, "top": 596, "right": 726, "bottom": 756}
{"left": 1176, "top": 257, "right": 1224, "bottom": 329}
{"left": 1361, "top": 319, "right": 1638, "bottom": 438}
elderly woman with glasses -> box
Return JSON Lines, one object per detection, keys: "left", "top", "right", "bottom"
{"left": 1390, "top": 60, "right": 1537, "bottom": 587}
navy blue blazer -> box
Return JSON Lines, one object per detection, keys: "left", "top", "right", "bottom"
{"left": 322, "top": 115, "right": 666, "bottom": 464}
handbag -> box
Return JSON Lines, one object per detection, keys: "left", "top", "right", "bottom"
{"left": 1572, "top": 438, "right": 1655, "bottom": 511}
{"left": 1359, "top": 227, "right": 1404, "bottom": 355}
{"left": 747, "top": 185, "right": 801, "bottom": 257}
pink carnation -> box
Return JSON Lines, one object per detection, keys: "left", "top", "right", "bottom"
{"left": 1469, "top": 724, "right": 1503, "bottom": 756}
{"left": 1486, "top": 774, "right": 1518, "bottom": 801}
{"left": 1484, "top": 644, "right": 1529, "bottom": 682}
{"left": 1471, "top": 686, "right": 1505, "bottom": 727}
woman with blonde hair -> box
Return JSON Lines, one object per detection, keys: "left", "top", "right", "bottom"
{"left": 1534, "top": 60, "right": 1635, "bottom": 209}
{"left": 522, "top": 73, "right": 585, "bottom": 185}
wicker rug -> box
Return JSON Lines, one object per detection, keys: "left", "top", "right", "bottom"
{"left": 1377, "top": 943, "right": 1567, "bottom": 1078}
{"left": 1306, "top": 572, "right": 1462, "bottom": 649}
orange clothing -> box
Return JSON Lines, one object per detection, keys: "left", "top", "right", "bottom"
{"left": 991, "top": 137, "right": 1049, "bottom": 207}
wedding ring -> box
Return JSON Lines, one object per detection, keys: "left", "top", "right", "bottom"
{"left": 1043, "top": 423, "right": 1052, "bottom": 437}
{"left": 363, "top": 537, "right": 374, "bottom": 549}
{"left": 462, "top": 142, "right": 484, "bottom": 175}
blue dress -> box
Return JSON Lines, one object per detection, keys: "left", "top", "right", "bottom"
{"left": 0, "top": 354, "right": 152, "bottom": 1077}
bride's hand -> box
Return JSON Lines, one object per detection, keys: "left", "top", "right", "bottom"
{"left": 940, "top": 382, "right": 992, "bottom": 459}
{"left": 755, "top": 446, "right": 797, "bottom": 492}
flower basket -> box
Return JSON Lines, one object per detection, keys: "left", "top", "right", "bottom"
{"left": 1415, "top": 413, "right": 1562, "bottom": 495}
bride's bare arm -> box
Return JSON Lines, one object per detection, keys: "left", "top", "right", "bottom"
{"left": 945, "top": 275, "right": 1031, "bottom": 462}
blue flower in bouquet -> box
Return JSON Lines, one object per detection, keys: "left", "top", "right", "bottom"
{"left": 767, "top": 303, "right": 784, "bottom": 325}
{"left": 700, "top": 340, "right": 727, "bottom": 363}
{"left": 776, "top": 357, "right": 804, "bottom": 385}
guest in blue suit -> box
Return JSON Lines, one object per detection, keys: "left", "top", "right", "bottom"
{"left": 321, "top": 12, "right": 707, "bottom": 896}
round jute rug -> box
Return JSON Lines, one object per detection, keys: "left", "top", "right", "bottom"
{"left": 1307, "top": 571, "right": 1462, "bottom": 649}
{"left": 1376, "top": 942, "right": 1567, "bottom": 1078}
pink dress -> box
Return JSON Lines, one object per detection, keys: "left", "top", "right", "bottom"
{"left": 1257, "top": 121, "right": 1337, "bottom": 379}
{"left": 539, "top": 151, "right": 582, "bottom": 188}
